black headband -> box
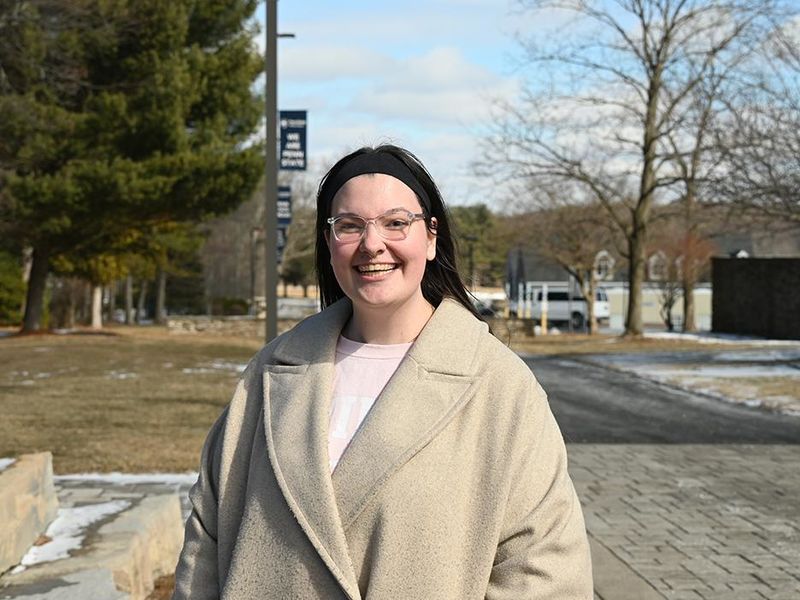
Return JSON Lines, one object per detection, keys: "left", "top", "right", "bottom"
{"left": 321, "top": 152, "right": 432, "bottom": 215}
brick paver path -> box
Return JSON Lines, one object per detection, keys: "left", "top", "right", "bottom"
{"left": 570, "top": 445, "right": 800, "bottom": 599}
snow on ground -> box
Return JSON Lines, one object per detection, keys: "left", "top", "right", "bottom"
{"left": 644, "top": 331, "right": 800, "bottom": 346}
{"left": 640, "top": 365, "right": 800, "bottom": 379}
{"left": 105, "top": 370, "right": 138, "bottom": 380}
{"left": 11, "top": 500, "right": 130, "bottom": 573}
{"left": 182, "top": 360, "right": 247, "bottom": 375}
{"left": 589, "top": 347, "right": 800, "bottom": 416}
{"left": 0, "top": 457, "right": 16, "bottom": 471}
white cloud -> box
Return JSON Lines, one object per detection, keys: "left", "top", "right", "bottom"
{"left": 280, "top": 46, "right": 394, "bottom": 81}
{"left": 340, "top": 46, "right": 521, "bottom": 123}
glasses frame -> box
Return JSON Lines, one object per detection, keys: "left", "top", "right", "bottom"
{"left": 326, "top": 208, "right": 427, "bottom": 243}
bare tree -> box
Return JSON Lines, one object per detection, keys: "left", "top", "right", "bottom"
{"left": 483, "top": 0, "right": 789, "bottom": 336}
{"left": 649, "top": 221, "right": 717, "bottom": 331}
{"left": 513, "top": 184, "right": 618, "bottom": 334}
{"left": 711, "top": 30, "right": 800, "bottom": 224}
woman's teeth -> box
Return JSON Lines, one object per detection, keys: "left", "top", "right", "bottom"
{"left": 357, "top": 264, "right": 396, "bottom": 273}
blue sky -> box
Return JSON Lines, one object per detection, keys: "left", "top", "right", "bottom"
{"left": 255, "top": 0, "right": 547, "bottom": 207}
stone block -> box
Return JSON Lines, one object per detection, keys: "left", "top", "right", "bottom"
{"left": 3, "top": 494, "right": 183, "bottom": 600}
{"left": 0, "top": 454, "right": 58, "bottom": 575}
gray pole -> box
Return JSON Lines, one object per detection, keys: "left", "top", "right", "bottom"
{"left": 264, "top": 0, "right": 278, "bottom": 342}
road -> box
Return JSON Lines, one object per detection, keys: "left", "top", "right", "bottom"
{"left": 523, "top": 355, "right": 800, "bottom": 443}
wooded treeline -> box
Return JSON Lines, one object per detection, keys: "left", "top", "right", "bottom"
{"left": 0, "top": 0, "right": 263, "bottom": 331}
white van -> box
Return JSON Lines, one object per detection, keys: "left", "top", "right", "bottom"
{"left": 511, "top": 286, "right": 610, "bottom": 329}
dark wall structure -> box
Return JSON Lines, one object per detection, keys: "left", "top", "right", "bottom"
{"left": 712, "top": 258, "right": 800, "bottom": 340}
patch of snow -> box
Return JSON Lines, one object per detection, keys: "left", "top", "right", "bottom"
{"left": 0, "top": 457, "right": 16, "bottom": 471}
{"left": 20, "top": 380, "right": 35, "bottom": 386}
{"left": 33, "top": 347, "right": 52, "bottom": 352}
{"left": 34, "top": 372, "right": 53, "bottom": 379}
{"left": 14, "top": 500, "right": 130, "bottom": 569}
{"left": 183, "top": 360, "right": 247, "bottom": 375}
{"left": 209, "top": 360, "right": 247, "bottom": 373}
{"left": 634, "top": 365, "right": 800, "bottom": 379}
{"left": 106, "top": 370, "right": 137, "bottom": 380}
{"left": 712, "top": 350, "right": 800, "bottom": 362}
{"left": 163, "top": 362, "right": 173, "bottom": 368}
{"left": 55, "top": 472, "right": 199, "bottom": 485}
{"left": 644, "top": 331, "right": 800, "bottom": 346}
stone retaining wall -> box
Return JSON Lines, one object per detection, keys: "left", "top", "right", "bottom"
{"left": 0, "top": 453, "right": 58, "bottom": 575}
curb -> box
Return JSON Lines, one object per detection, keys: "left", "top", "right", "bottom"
{"left": 0, "top": 454, "right": 58, "bottom": 575}
{"left": 1, "top": 494, "right": 183, "bottom": 600}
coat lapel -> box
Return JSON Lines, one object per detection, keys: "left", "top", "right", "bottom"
{"left": 262, "top": 297, "right": 488, "bottom": 592}
{"left": 331, "top": 299, "right": 485, "bottom": 529}
{"left": 262, "top": 299, "right": 361, "bottom": 600}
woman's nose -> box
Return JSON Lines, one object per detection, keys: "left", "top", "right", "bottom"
{"left": 359, "top": 222, "right": 385, "bottom": 255}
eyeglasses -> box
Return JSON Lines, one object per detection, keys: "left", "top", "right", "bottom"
{"left": 327, "top": 208, "right": 426, "bottom": 243}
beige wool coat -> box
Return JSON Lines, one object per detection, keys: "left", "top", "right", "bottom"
{"left": 172, "top": 298, "right": 593, "bottom": 600}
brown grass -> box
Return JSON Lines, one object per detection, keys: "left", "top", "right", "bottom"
{"left": 0, "top": 325, "right": 261, "bottom": 473}
{"left": 493, "top": 319, "right": 763, "bottom": 355}
{"left": 0, "top": 321, "right": 782, "bottom": 474}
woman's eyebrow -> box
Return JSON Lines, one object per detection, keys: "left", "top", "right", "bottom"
{"left": 332, "top": 207, "right": 408, "bottom": 218}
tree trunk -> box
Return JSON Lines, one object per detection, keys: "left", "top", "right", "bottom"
{"left": 625, "top": 230, "right": 646, "bottom": 337}
{"left": 587, "top": 275, "right": 597, "bottom": 335}
{"left": 625, "top": 74, "right": 660, "bottom": 338}
{"left": 125, "top": 275, "right": 134, "bottom": 324}
{"left": 155, "top": 268, "right": 167, "bottom": 325}
{"left": 91, "top": 285, "right": 103, "bottom": 329}
{"left": 107, "top": 282, "right": 117, "bottom": 322}
{"left": 682, "top": 276, "right": 696, "bottom": 332}
{"left": 21, "top": 247, "right": 50, "bottom": 333}
{"left": 66, "top": 281, "right": 77, "bottom": 329}
{"left": 136, "top": 280, "right": 148, "bottom": 324}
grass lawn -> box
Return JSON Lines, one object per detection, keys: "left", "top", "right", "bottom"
{"left": 0, "top": 321, "right": 769, "bottom": 474}
{"left": 0, "top": 326, "right": 262, "bottom": 473}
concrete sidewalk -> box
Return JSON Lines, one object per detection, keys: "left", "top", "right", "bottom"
{"left": 4, "top": 446, "right": 798, "bottom": 599}
{"left": 571, "top": 445, "right": 800, "bottom": 600}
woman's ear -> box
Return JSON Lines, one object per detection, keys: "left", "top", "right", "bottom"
{"left": 427, "top": 217, "right": 438, "bottom": 261}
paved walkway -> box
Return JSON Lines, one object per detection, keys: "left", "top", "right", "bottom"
{"left": 33, "top": 445, "right": 800, "bottom": 599}
{"left": 570, "top": 445, "right": 800, "bottom": 600}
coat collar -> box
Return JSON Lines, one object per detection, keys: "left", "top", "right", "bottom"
{"left": 263, "top": 297, "right": 487, "bottom": 598}
{"left": 271, "top": 296, "right": 486, "bottom": 376}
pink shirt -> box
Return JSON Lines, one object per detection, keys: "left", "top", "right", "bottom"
{"left": 328, "top": 336, "right": 412, "bottom": 472}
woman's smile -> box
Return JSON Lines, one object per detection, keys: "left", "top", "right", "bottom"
{"left": 355, "top": 262, "right": 400, "bottom": 276}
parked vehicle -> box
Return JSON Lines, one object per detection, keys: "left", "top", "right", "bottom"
{"left": 510, "top": 286, "right": 610, "bottom": 330}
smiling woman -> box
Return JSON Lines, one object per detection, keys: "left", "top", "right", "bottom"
{"left": 172, "top": 144, "right": 593, "bottom": 599}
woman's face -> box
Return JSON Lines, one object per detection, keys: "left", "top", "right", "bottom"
{"left": 326, "top": 173, "right": 436, "bottom": 318}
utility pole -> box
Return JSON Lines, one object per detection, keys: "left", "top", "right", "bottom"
{"left": 264, "top": 0, "right": 278, "bottom": 342}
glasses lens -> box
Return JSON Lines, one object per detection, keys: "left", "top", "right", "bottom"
{"left": 377, "top": 211, "right": 412, "bottom": 240}
{"left": 333, "top": 216, "right": 365, "bottom": 241}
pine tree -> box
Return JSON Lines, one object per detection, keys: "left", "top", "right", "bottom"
{"left": 0, "top": 0, "right": 264, "bottom": 331}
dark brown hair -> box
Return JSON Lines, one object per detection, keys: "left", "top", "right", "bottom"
{"left": 314, "top": 144, "right": 480, "bottom": 319}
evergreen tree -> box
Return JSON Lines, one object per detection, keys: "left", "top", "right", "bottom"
{"left": 0, "top": 0, "right": 263, "bottom": 332}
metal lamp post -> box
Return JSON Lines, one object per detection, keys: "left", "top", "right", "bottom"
{"left": 264, "top": 1, "right": 294, "bottom": 342}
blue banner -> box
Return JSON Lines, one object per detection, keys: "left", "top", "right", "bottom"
{"left": 279, "top": 110, "right": 307, "bottom": 170}
{"left": 278, "top": 186, "right": 292, "bottom": 226}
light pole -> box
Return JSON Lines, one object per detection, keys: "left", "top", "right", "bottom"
{"left": 264, "top": 1, "right": 294, "bottom": 342}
